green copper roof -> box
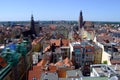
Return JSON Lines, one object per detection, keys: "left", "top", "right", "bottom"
{"left": 16, "top": 41, "right": 27, "bottom": 56}
{"left": 0, "top": 64, "right": 11, "bottom": 80}
{"left": 1, "top": 48, "right": 21, "bottom": 66}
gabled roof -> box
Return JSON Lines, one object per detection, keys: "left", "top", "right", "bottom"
{"left": 55, "top": 57, "right": 73, "bottom": 67}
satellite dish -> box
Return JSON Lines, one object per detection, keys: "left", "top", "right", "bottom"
{"left": 110, "top": 76, "right": 118, "bottom": 80}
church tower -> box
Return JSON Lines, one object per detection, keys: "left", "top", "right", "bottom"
{"left": 30, "top": 14, "right": 37, "bottom": 36}
{"left": 79, "top": 10, "right": 83, "bottom": 29}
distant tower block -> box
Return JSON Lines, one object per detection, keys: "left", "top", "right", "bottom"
{"left": 79, "top": 10, "right": 83, "bottom": 29}
{"left": 30, "top": 14, "right": 37, "bottom": 36}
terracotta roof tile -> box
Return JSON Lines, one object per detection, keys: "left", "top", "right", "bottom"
{"left": 55, "top": 57, "right": 73, "bottom": 67}
{"left": 50, "top": 39, "right": 60, "bottom": 46}
{"left": 43, "top": 45, "right": 50, "bottom": 53}
{"left": 32, "top": 37, "right": 43, "bottom": 45}
{"left": 62, "top": 39, "right": 69, "bottom": 46}
{"left": 37, "top": 59, "right": 47, "bottom": 67}
{"left": 28, "top": 70, "right": 42, "bottom": 80}
{"left": 49, "top": 24, "right": 57, "bottom": 30}
{"left": 0, "top": 56, "right": 7, "bottom": 67}
{"left": 55, "top": 61, "right": 64, "bottom": 66}
{"left": 63, "top": 57, "right": 73, "bottom": 67}
{"left": 84, "top": 21, "right": 93, "bottom": 27}
{"left": 49, "top": 63, "right": 55, "bottom": 66}
{"left": 33, "top": 66, "right": 42, "bottom": 71}
{"left": 58, "top": 68, "right": 66, "bottom": 78}
{"left": 48, "top": 65, "right": 57, "bottom": 72}
{"left": 111, "top": 60, "right": 120, "bottom": 64}
{"left": 85, "top": 46, "right": 95, "bottom": 54}
{"left": 97, "top": 35, "right": 113, "bottom": 43}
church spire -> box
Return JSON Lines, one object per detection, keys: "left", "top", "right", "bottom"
{"left": 79, "top": 10, "right": 83, "bottom": 29}
{"left": 30, "top": 14, "right": 36, "bottom": 36}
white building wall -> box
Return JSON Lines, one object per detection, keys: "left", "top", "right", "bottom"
{"left": 69, "top": 43, "right": 74, "bottom": 60}
{"left": 96, "top": 42, "right": 111, "bottom": 65}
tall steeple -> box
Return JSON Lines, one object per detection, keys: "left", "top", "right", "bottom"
{"left": 30, "top": 14, "right": 36, "bottom": 36}
{"left": 79, "top": 10, "right": 83, "bottom": 29}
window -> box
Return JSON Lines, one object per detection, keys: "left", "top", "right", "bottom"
{"left": 78, "top": 54, "right": 81, "bottom": 57}
{"left": 82, "top": 54, "right": 84, "bottom": 58}
{"left": 86, "top": 48, "right": 92, "bottom": 52}
{"left": 32, "top": 77, "right": 36, "bottom": 80}
{"left": 86, "top": 54, "right": 88, "bottom": 57}
{"left": 76, "top": 57, "right": 78, "bottom": 61}
{"left": 74, "top": 48, "right": 80, "bottom": 52}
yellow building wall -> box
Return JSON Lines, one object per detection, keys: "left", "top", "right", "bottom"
{"left": 58, "top": 69, "right": 66, "bottom": 78}
{"left": 94, "top": 49, "right": 102, "bottom": 64}
{"left": 32, "top": 43, "right": 41, "bottom": 52}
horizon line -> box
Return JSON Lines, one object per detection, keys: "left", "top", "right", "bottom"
{"left": 0, "top": 20, "right": 120, "bottom": 22}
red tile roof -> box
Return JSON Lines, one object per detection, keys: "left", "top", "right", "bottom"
{"left": 111, "top": 60, "right": 120, "bottom": 64}
{"left": 49, "top": 63, "right": 55, "bottom": 66}
{"left": 49, "top": 24, "right": 57, "bottom": 30}
{"left": 55, "top": 57, "right": 73, "bottom": 67}
{"left": 62, "top": 39, "right": 69, "bottom": 46}
{"left": 85, "top": 46, "right": 95, "bottom": 54}
{"left": 33, "top": 66, "right": 42, "bottom": 71}
{"left": 37, "top": 59, "right": 47, "bottom": 67}
{"left": 32, "top": 37, "right": 43, "bottom": 45}
{"left": 63, "top": 57, "right": 73, "bottom": 67}
{"left": 28, "top": 61, "right": 57, "bottom": 80}
{"left": 43, "top": 45, "right": 50, "bottom": 53}
{"left": 50, "top": 39, "right": 61, "bottom": 46}
{"left": 97, "top": 35, "right": 113, "bottom": 43}
{"left": 84, "top": 21, "right": 93, "bottom": 27}
{"left": 58, "top": 68, "right": 66, "bottom": 78}
{"left": 28, "top": 70, "right": 42, "bottom": 80}
{"left": 55, "top": 61, "right": 64, "bottom": 66}
{"left": 0, "top": 56, "right": 7, "bottom": 67}
{"left": 48, "top": 65, "right": 57, "bottom": 72}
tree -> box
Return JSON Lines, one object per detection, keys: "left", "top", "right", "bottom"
{"left": 103, "top": 60, "right": 108, "bottom": 64}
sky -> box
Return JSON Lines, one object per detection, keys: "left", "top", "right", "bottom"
{"left": 0, "top": 0, "right": 120, "bottom": 21}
